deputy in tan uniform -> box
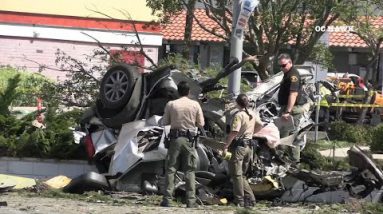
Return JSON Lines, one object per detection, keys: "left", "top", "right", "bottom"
{"left": 223, "top": 94, "right": 263, "bottom": 207}
{"left": 160, "top": 81, "right": 205, "bottom": 208}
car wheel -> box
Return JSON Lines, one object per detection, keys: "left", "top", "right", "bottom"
{"left": 100, "top": 64, "right": 136, "bottom": 109}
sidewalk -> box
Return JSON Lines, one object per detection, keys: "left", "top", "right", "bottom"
{"left": 319, "top": 146, "right": 383, "bottom": 163}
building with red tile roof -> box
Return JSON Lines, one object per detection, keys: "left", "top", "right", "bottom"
{"left": 163, "top": 9, "right": 383, "bottom": 48}
{"left": 162, "top": 9, "right": 227, "bottom": 42}
{"left": 162, "top": 9, "right": 383, "bottom": 83}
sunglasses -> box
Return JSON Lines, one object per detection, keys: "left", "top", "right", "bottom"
{"left": 279, "top": 63, "right": 288, "bottom": 68}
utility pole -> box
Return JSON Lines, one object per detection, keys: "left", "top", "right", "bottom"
{"left": 228, "top": 0, "right": 242, "bottom": 98}
{"left": 228, "top": 0, "right": 259, "bottom": 98}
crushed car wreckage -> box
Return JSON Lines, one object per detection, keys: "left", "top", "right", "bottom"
{"left": 67, "top": 60, "right": 383, "bottom": 204}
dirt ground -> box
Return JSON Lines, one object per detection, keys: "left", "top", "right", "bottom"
{"left": 0, "top": 192, "right": 327, "bottom": 214}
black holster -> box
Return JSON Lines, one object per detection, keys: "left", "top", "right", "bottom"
{"left": 230, "top": 138, "right": 254, "bottom": 150}
{"left": 169, "top": 129, "right": 189, "bottom": 139}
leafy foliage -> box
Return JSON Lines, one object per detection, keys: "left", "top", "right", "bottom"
{"left": 146, "top": 0, "right": 183, "bottom": 22}
{"left": 0, "top": 108, "right": 85, "bottom": 159}
{"left": 341, "top": 0, "right": 383, "bottom": 85}
{"left": 0, "top": 69, "right": 85, "bottom": 160}
{"left": 0, "top": 73, "right": 20, "bottom": 115}
{"left": 327, "top": 121, "right": 373, "bottom": 144}
{"left": 301, "top": 142, "right": 350, "bottom": 171}
{"left": 0, "top": 66, "right": 55, "bottom": 107}
{"left": 52, "top": 49, "right": 108, "bottom": 107}
{"left": 370, "top": 124, "right": 383, "bottom": 153}
{"left": 158, "top": 53, "right": 195, "bottom": 71}
{"left": 307, "top": 43, "right": 335, "bottom": 69}
{"left": 148, "top": 0, "right": 355, "bottom": 80}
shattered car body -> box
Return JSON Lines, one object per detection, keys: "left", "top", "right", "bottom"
{"left": 75, "top": 62, "right": 383, "bottom": 204}
{"left": 280, "top": 146, "right": 383, "bottom": 203}
{"left": 80, "top": 62, "right": 237, "bottom": 192}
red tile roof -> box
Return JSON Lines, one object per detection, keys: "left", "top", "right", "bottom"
{"left": 162, "top": 9, "right": 227, "bottom": 42}
{"left": 163, "top": 10, "right": 383, "bottom": 48}
{"left": 329, "top": 17, "right": 383, "bottom": 48}
{"left": 329, "top": 32, "right": 366, "bottom": 47}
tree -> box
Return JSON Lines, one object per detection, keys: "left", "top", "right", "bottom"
{"left": 307, "top": 43, "right": 335, "bottom": 69}
{"left": 151, "top": 0, "right": 354, "bottom": 80}
{"left": 0, "top": 66, "right": 55, "bottom": 107}
{"left": 21, "top": 9, "right": 160, "bottom": 107}
{"left": 342, "top": 0, "right": 383, "bottom": 85}
{"left": 52, "top": 49, "right": 108, "bottom": 107}
{"left": 204, "top": 0, "right": 357, "bottom": 79}
{"left": 20, "top": 47, "right": 123, "bottom": 107}
{"left": 146, "top": 0, "right": 197, "bottom": 59}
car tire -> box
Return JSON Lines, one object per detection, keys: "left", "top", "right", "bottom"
{"left": 100, "top": 64, "right": 137, "bottom": 110}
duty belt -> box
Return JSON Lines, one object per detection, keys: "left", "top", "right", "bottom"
{"left": 169, "top": 129, "right": 191, "bottom": 139}
{"left": 232, "top": 138, "right": 252, "bottom": 148}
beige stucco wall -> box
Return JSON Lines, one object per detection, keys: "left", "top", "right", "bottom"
{"left": 0, "top": 0, "right": 157, "bottom": 22}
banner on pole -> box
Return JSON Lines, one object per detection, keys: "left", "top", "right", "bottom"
{"left": 234, "top": 0, "right": 259, "bottom": 39}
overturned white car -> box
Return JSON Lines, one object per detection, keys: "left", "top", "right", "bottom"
{"left": 66, "top": 62, "right": 383, "bottom": 204}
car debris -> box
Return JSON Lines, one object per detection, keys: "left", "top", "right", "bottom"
{"left": 43, "top": 175, "right": 72, "bottom": 189}
{"left": 63, "top": 172, "right": 109, "bottom": 194}
{"left": 71, "top": 61, "right": 383, "bottom": 204}
{"left": 0, "top": 174, "right": 36, "bottom": 190}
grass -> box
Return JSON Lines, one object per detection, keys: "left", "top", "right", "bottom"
{"left": 313, "top": 140, "right": 353, "bottom": 150}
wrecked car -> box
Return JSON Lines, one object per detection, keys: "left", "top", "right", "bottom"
{"left": 69, "top": 61, "right": 383, "bottom": 204}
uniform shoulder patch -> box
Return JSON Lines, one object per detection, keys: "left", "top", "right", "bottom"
{"left": 290, "top": 76, "right": 298, "bottom": 83}
{"left": 232, "top": 114, "right": 240, "bottom": 130}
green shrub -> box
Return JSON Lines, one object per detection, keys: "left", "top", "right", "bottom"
{"left": 301, "top": 143, "right": 350, "bottom": 170}
{"left": 158, "top": 53, "right": 195, "bottom": 71}
{"left": 0, "top": 108, "right": 85, "bottom": 159}
{"left": 0, "top": 66, "right": 84, "bottom": 159}
{"left": 0, "top": 135, "right": 18, "bottom": 156}
{"left": 301, "top": 143, "right": 328, "bottom": 169}
{"left": 17, "top": 129, "right": 51, "bottom": 158}
{"left": 370, "top": 125, "right": 383, "bottom": 153}
{"left": 328, "top": 121, "right": 373, "bottom": 144}
{"left": 0, "top": 66, "right": 55, "bottom": 106}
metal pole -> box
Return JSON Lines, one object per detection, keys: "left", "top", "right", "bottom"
{"left": 228, "top": 0, "right": 243, "bottom": 98}
{"left": 314, "top": 81, "right": 321, "bottom": 143}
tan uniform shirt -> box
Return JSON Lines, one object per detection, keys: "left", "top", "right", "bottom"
{"left": 231, "top": 109, "right": 263, "bottom": 139}
{"left": 162, "top": 96, "right": 205, "bottom": 130}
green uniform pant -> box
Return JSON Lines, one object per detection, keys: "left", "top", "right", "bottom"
{"left": 279, "top": 105, "right": 305, "bottom": 162}
{"left": 229, "top": 145, "right": 255, "bottom": 204}
{"left": 163, "top": 137, "right": 197, "bottom": 205}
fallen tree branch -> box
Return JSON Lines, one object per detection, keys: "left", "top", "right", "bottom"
{"left": 88, "top": 8, "right": 158, "bottom": 69}
{"left": 16, "top": 56, "right": 100, "bottom": 83}
{"left": 81, "top": 32, "right": 120, "bottom": 63}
